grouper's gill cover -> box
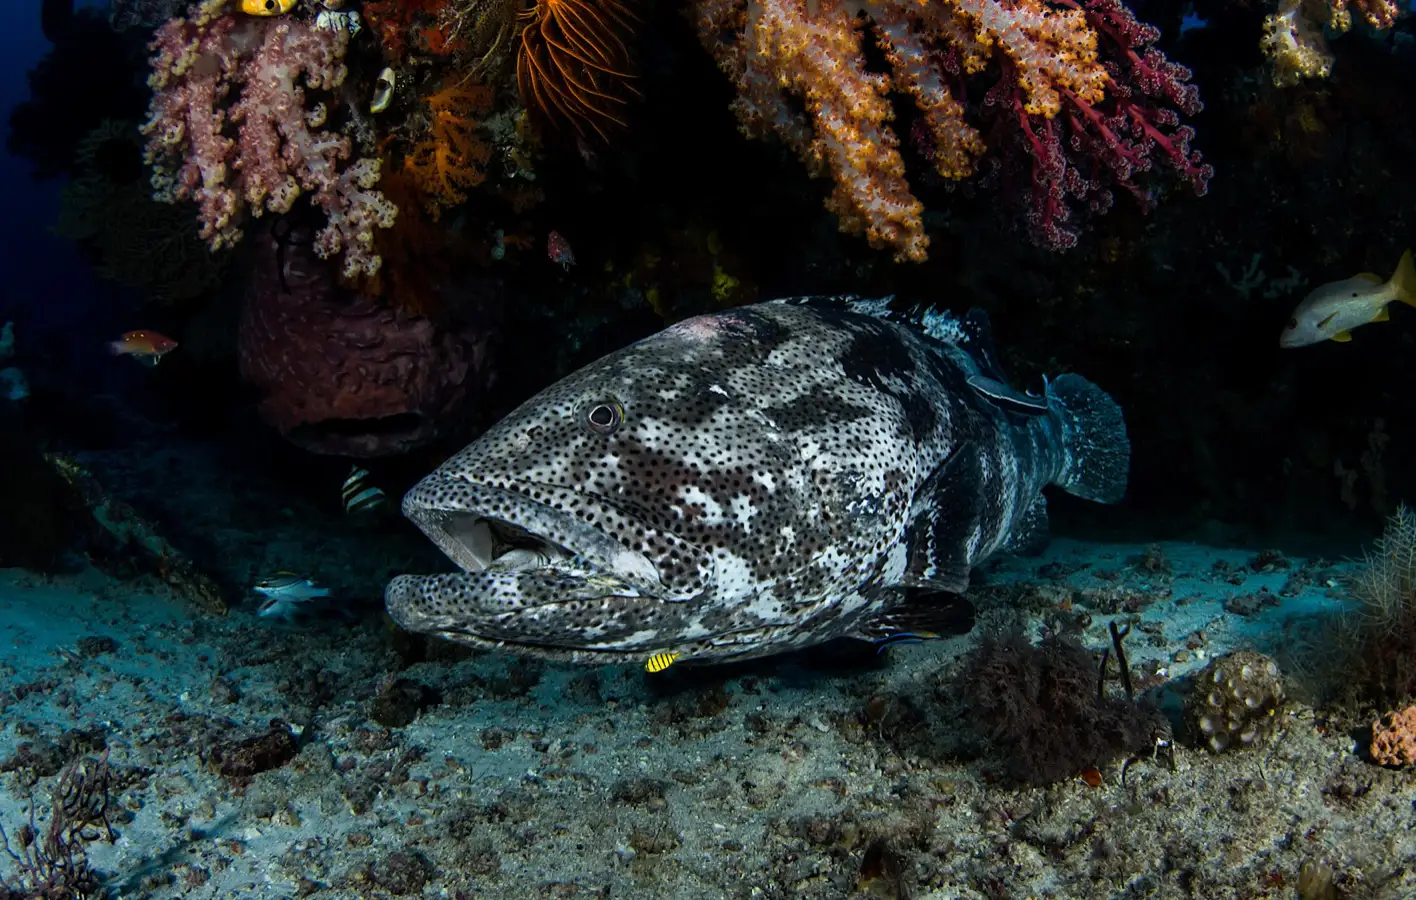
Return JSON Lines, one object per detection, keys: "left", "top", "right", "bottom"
{"left": 387, "top": 296, "right": 1130, "bottom": 665}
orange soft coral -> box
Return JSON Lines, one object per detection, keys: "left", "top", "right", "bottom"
{"left": 403, "top": 84, "right": 494, "bottom": 216}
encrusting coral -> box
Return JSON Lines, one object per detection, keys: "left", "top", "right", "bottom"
{"left": 1370, "top": 705, "right": 1416, "bottom": 767}
{"left": 365, "top": 0, "right": 459, "bottom": 62}
{"left": 439, "top": 0, "right": 524, "bottom": 75}
{"left": 364, "top": 171, "right": 474, "bottom": 320}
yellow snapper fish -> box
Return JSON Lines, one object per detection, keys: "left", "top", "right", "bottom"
{"left": 1280, "top": 249, "right": 1416, "bottom": 348}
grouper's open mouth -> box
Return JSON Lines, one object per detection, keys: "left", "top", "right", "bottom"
{"left": 386, "top": 475, "right": 678, "bottom": 660}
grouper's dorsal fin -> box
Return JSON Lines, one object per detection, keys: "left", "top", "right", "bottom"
{"left": 872, "top": 302, "right": 1010, "bottom": 381}
{"left": 776, "top": 297, "right": 1011, "bottom": 380}
{"left": 933, "top": 307, "right": 1008, "bottom": 379}
{"left": 773, "top": 294, "right": 898, "bottom": 319}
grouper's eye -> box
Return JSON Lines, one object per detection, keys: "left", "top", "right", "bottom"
{"left": 582, "top": 399, "right": 624, "bottom": 436}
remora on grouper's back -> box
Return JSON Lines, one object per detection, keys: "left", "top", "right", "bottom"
{"left": 385, "top": 297, "right": 1130, "bottom": 666}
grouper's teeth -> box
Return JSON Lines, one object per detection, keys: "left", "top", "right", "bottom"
{"left": 488, "top": 547, "right": 566, "bottom": 571}
{"left": 447, "top": 517, "right": 495, "bottom": 571}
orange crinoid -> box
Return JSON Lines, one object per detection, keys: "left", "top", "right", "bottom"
{"left": 515, "top": 0, "right": 640, "bottom": 141}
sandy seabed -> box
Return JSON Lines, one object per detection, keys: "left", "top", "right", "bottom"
{"left": 1, "top": 537, "right": 1413, "bottom": 900}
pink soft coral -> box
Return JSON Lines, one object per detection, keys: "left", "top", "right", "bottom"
{"left": 142, "top": 0, "right": 395, "bottom": 277}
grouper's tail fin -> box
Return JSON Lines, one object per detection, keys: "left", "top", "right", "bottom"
{"left": 1047, "top": 373, "right": 1130, "bottom": 504}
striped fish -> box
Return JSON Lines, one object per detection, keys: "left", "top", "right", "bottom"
{"left": 253, "top": 572, "right": 331, "bottom": 619}
{"left": 644, "top": 651, "right": 681, "bottom": 674}
{"left": 342, "top": 466, "right": 387, "bottom": 515}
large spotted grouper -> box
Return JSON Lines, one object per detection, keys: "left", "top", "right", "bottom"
{"left": 385, "top": 297, "right": 1129, "bottom": 666}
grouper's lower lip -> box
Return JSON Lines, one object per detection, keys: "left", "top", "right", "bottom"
{"left": 384, "top": 570, "right": 669, "bottom": 657}
{"left": 413, "top": 630, "right": 647, "bottom": 665}
{"left": 398, "top": 475, "right": 661, "bottom": 592}
{"left": 383, "top": 592, "right": 661, "bottom": 663}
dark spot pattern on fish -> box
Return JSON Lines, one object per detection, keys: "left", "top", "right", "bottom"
{"left": 839, "top": 319, "right": 956, "bottom": 441}
{"left": 592, "top": 430, "right": 827, "bottom": 588}
{"left": 636, "top": 373, "right": 734, "bottom": 429}
{"left": 769, "top": 386, "right": 876, "bottom": 436}
{"left": 389, "top": 297, "right": 1130, "bottom": 664}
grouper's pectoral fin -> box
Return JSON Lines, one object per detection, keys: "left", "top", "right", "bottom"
{"left": 901, "top": 442, "right": 983, "bottom": 593}
{"left": 853, "top": 591, "right": 977, "bottom": 646}
{"left": 1001, "top": 497, "right": 1049, "bottom": 556}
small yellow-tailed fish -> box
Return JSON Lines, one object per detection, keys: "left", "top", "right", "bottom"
{"left": 1280, "top": 249, "right": 1416, "bottom": 348}
{"left": 241, "top": 0, "right": 294, "bottom": 15}
{"left": 644, "top": 651, "right": 680, "bottom": 674}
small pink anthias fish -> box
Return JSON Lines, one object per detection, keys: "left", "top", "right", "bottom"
{"left": 110, "top": 330, "right": 178, "bottom": 366}
{"left": 547, "top": 230, "right": 575, "bottom": 271}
